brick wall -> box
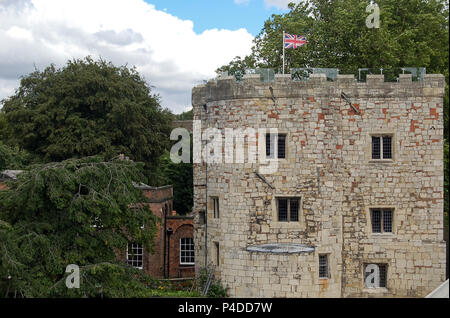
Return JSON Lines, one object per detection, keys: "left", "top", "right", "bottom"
{"left": 166, "top": 217, "right": 195, "bottom": 278}
{"left": 120, "top": 185, "right": 195, "bottom": 278}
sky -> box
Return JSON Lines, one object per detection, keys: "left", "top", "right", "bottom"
{"left": 0, "top": 0, "right": 298, "bottom": 114}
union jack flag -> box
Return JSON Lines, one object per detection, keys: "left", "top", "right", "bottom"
{"left": 284, "top": 33, "right": 307, "bottom": 49}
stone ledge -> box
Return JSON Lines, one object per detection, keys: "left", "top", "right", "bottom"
{"left": 246, "top": 243, "right": 315, "bottom": 254}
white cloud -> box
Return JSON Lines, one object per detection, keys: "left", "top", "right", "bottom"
{"left": 0, "top": 0, "right": 254, "bottom": 113}
{"left": 264, "top": 0, "right": 302, "bottom": 9}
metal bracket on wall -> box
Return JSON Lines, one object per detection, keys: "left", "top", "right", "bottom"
{"left": 341, "top": 92, "right": 360, "bottom": 115}
{"left": 254, "top": 171, "right": 275, "bottom": 189}
{"left": 269, "top": 86, "right": 279, "bottom": 115}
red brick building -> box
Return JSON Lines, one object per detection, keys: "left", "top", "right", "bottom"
{"left": 1, "top": 169, "right": 194, "bottom": 279}
{"left": 123, "top": 184, "right": 195, "bottom": 278}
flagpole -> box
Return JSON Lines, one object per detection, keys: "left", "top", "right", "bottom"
{"left": 282, "top": 30, "right": 285, "bottom": 74}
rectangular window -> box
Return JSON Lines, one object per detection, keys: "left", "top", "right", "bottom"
{"left": 277, "top": 134, "right": 286, "bottom": 159}
{"left": 372, "top": 136, "right": 381, "bottom": 159}
{"left": 214, "top": 242, "right": 220, "bottom": 267}
{"left": 364, "top": 264, "right": 387, "bottom": 288}
{"left": 212, "top": 197, "right": 220, "bottom": 218}
{"left": 382, "top": 136, "right": 392, "bottom": 159}
{"left": 370, "top": 209, "right": 393, "bottom": 233}
{"left": 372, "top": 135, "right": 392, "bottom": 159}
{"left": 277, "top": 197, "right": 300, "bottom": 222}
{"left": 180, "top": 238, "right": 195, "bottom": 265}
{"left": 266, "top": 133, "right": 286, "bottom": 159}
{"left": 319, "top": 254, "right": 329, "bottom": 278}
{"left": 127, "top": 243, "right": 143, "bottom": 269}
{"left": 289, "top": 199, "right": 299, "bottom": 222}
{"left": 266, "top": 133, "right": 273, "bottom": 157}
{"left": 199, "top": 211, "right": 206, "bottom": 225}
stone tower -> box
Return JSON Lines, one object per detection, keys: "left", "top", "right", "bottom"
{"left": 192, "top": 71, "right": 446, "bottom": 297}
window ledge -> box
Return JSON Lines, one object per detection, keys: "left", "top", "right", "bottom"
{"left": 370, "top": 233, "right": 396, "bottom": 238}
{"left": 272, "top": 221, "right": 302, "bottom": 229}
{"left": 362, "top": 287, "right": 389, "bottom": 294}
{"left": 264, "top": 157, "right": 288, "bottom": 162}
{"left": 369, "top": 159, "right": 394, "bottom": 164}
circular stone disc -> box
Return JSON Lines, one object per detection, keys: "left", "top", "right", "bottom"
{"left": 246, "top": 243, "right": 315, "bottom": 254}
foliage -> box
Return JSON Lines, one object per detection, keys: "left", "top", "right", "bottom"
{"left": 219, "top": 0, "right": 448, "bottom": 75}
{"left": 175, "top": 109, "right": 193, "bottom": 120}
{"left": 0, "top": 156, "right": 160, "bottom": 297}
{"left": 48, "top": 262, "right": 158, "bottom": 298}
{"left": 147, "top": 278, "right": 200, "bottom": 297}
{"left": 196, "top": 267, "right": 227, "bottom": 298}
{"left": 152, "top": 151, "right": 193, "bottom": 215}
{"left": 216, "top": 55, "right": 257, "bottom": 77}
{"left": 0, "top": 57, "right": 173, "bottom": 180}
{"left": 151, "top": 131, "right": 193, "bottom": 215}
{"left": 0, "top": 141, "right": 30, "bottom": 171}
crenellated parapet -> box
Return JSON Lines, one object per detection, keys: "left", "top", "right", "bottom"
{"left": 192, "top": 73, "right": 446, "bottom": 107}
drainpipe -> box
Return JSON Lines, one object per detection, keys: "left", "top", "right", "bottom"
{"left": 204, "top": 103, "right": 208, "bottom": 267}
{"left": 166, "top": 227, "right": 173, "bottom": 278}
{"left": 163, "top": 206, "right": 167, "bottom": 278}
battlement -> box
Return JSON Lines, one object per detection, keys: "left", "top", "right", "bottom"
{"left": 192, "top": 72, "right": 445, "bottom": 106}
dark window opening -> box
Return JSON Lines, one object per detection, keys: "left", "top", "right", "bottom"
{"left": 199, "top": 211, "right": 206, "bottom": 225}
{"left": 266, "top": 133, "right": 286, "bottom": 159}
{"left": 319, "top": 254, "right": 329, "bottom": 278}
{"left": 364, "top": 263, "right": 387, "bottom": 288}
{"left": 370, "top": 209, "right": 393, "bottom": 233}
{"left": 277, "top": 198, "right": 300, "bottom": 222}
{"left": 372, "top": 135, "right": 392, "bottom": 159}
{"left": 215, "top": 242, "right": 220, "bottom": 266}
{"left": 212, "top": 197, "right": 220, "bottom": 218}
{"left": 372, "top": 136, "right": 381, "bottom": 159}
{"left": 382, "top": 136, "right": 392, "bottom": 159}
{"left": 278, "top": 134, "right": 286, "bottom": 159}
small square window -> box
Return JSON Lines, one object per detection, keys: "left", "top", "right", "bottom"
{"left": 277, "top": 197, "right": 300, "bottom": 222}
{"left": 364, "top": 263, "right": 387, "bottom": 288}
{"left": 371, "top": 135, "right": 393, "bottom": 160}
{"left": 319, "top": 254, "right": 329, "bottom": 278}
{"left": 370, "top": 209, "right": 393, "bottom": 233}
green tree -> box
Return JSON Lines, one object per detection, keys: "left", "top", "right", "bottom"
{"left": 0, "top": 141, "right": 30, "bottom": 171}
{"left": 220, "top": 0, "right": 448, "bottom": 76}
{"left": 153, "top": 150, "right": 193, "bottom": 215}
{"left": 1, "top": 57, "right": 173, "bottom": 180}
{"left": 175, "top": 109, "right": 193, "bottom": 120}
{"left": 0, "top": 156, "right": 159, "bottom": 297}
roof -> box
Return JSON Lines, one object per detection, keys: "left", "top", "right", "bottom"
{"left": 132, "top": 182, "right": 172, "bottom": 191}
{"left": 0, "top": 170, "right": 23, "bottom": 180}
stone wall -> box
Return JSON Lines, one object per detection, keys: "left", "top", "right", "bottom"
{"left": 192, "top": 73, "right": 446, "bottom": 297}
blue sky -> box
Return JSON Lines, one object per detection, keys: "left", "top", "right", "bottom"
{"left": 146, "top": 0, "right": 290, "bottom": 36}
